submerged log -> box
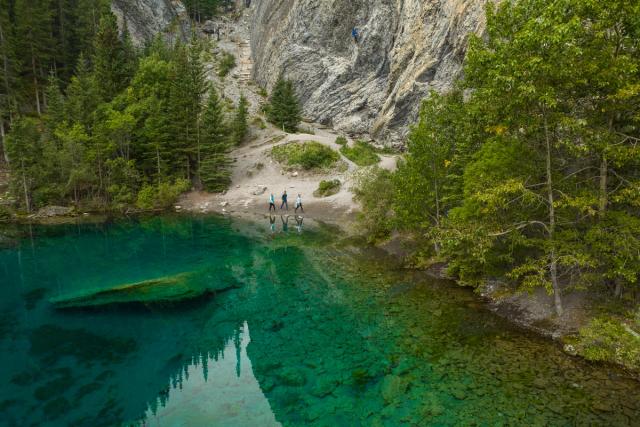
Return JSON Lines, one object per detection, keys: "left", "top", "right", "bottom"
{"left": 50, "top": 270, "right": 237, "bottom": 309}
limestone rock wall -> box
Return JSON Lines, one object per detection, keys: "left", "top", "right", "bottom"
{"left": 111, "top": 0, "right": 190, "bottom": 46}
{"left": 250, "top": 0, "right": 488, "bottom": 144}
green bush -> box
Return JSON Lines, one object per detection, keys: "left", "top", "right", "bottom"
{"left": 252, "top": 116, "right": 267, "bottom": 130}
{"left": 217, "top": 52, "right": 236, "bottom": 78}
{"left": 352, "top": 167, "right": 395, "bottom": 243}
{"left": 573, "top": 317, "right": 640, "bottom": 371}
{"left": 258, "top": 87, "right": 268, "bottom": 98}
{"left": 271, "top": 142, "right": 339, "bottom": 170}
{"left": 335, "top": 136, "right": 348, "bottom": 146}
{"left": 0, "top": 205, "right": 13, "bottom": 222}
{"left": 314, "top": 179, "right": 341, "bottom": 197}
{"left": 340, "top": 141, "right": 381, "bottom": 166}
{"left": 136, "top": 179, "right": 190, "bottom": 210}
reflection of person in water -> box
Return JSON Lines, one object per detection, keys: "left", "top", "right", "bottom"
{"left": 281, "top": 215, "right": 289, "bottom": 233}
{"left": 269, "top": 215, "right": 276, "bottom": 234}
{"left": 295, "top": 215, "right": 304, "bottom": 234}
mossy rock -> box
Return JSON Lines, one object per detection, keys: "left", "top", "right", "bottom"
{"left": 50, "top": 269, "right": 237, "bottom": 309}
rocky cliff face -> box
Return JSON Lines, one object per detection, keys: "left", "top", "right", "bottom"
{"left": 111, "top": 0, "right": 190, "bottom": 46}
{"left": 250, "top": 0, "right": 488, "bottom": 144}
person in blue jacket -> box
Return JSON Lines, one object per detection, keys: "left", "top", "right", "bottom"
{"left": 352, "top": 27, "right": 359, "bottom": 43}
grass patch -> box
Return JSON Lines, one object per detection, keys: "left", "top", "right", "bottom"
{"left": 340, "top": 141, "right": 381, "bottom": 167}
{"left": 252, "top": 116, "right": 267, "bottom": 130}
{"left": 271, "top": 141, "right": 340, "bottom": 170}
{"left": 217, "top": 52, "right": 236, "bottom": 78}
{"left": 298, "top": 126, "right": 315, "bottom": 135}
{"left": 314, "top": 179, "right": 342, "bottom": 197}
{"left": 335, "top": 136, "right": 348, "bottom": 146}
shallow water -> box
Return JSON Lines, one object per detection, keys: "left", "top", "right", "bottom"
{"left": 0, "top": 215, "right": 638, "bottom": 426}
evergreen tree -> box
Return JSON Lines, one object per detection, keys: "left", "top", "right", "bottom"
{"left": 14, "top": 0, "right": 53, "bottom": 115}
{"left": 51, "top": 0, "right": 78, "bottom": 82}
{"left": 266, "top": 77, "right": 301, "bottom": 133}
{"left": 232, "top": 95, "right": 249, "bottom": 145}
{"left": 5, "top": 117, "right": 42, "bottom": 211}
{"left": 168, "top": 40, "right": 208, "bottom": 180}
{"left": 44, "top": 74, "right": 66, "bottom": 140}
{"left": 199, "top": 88, "right": 231, "bottom": 191}
{"left": 0, "top": 0, "right": 17, "bottom": 162}
{"left": 75, "top": 0, "right": 111, "bottom": 56}
{"left": 65, "top": 53, "right": 99, "bottom": 130}
{"left": 93, "top": 10, "right": 134, "bottom": 101}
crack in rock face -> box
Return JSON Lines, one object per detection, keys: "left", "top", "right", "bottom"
{"left": 250, "top": 0, "right": 488, "bottom": 145}
{"left": 111, "top": 0, "right": 191, "bottom": 46}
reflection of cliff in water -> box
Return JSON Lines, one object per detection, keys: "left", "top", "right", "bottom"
{"left": 140, "top": 321, "right": 280, "bottom": 427}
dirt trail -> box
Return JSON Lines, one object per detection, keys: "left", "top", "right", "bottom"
{"left": 180, "top": 10, "right": 398, "bottom": 225}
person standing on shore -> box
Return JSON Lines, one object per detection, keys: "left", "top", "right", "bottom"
{"left": 269, "top": 193, "right": 276, "bottom": 212}
{"left": 280, "top": 190, "right": 289, "bottom": 211}
{"left": 294, "top": 193, "right": 304, "bottom": 214}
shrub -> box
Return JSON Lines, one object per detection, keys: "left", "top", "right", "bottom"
{"left": 352, "top": 167, "right": 395, "bottom": 242}
{"left": 314, "top": 179, "right": 341, "bottom": 197}
{"left": 217, "top": 52, "right": 236, "bottom": 78}
{"left": 340, "top": 141, "right": 381, "bottom": 166}
{"left": 271, "top": 142, "right": 339, "bottom": 170}
{"left": 136, "top": 179, "right": 190, "bottom": 210}
{"left": 335, "top": 136, "right": 348, "bottom": 146}
{"left": 299, "top": 126, "right": 315, "bottom": 135}
{"left": 573, "top": 317, "right": 640, "bottom": 371}
{"left": 258, "top": 87, "right": 268, "bottom": 98}
{"left": 252, "top": 116, "right": 267, "bottom": 130}
{"left": 0, "top": 205, "right": 13, "bottom": 222}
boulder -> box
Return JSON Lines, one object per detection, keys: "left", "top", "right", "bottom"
{"left": 252, "top": 185, "right": 267, "bottom": 195}
{"left": 33, "top": 206, "right": 74, "bottom": 218}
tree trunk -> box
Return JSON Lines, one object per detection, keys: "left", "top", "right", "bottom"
{"left": 0, "top": 18, "right": 10, "bottom": 97}
{"left": 614, "top": 281, "right": 623, "bottom": 299}
{"left": 598, "top": 155, "right": 607, "bottom": 217}
{"left": 156, "top": 146, "right": 161, "bottom": 186}
{"left": 21, "top": 160, "right": 30, "bottom": 213}
{"left": 544, "top": 114, "right": 563, "bottom": 316}
{"left": 0, "top": 120, "right": 7, "bottom": 164}
{"left": 196, "top": 117, "right": 202, "bottom": 190}
{"left": 31, "top": 54, "right": 41, "bottom": 116}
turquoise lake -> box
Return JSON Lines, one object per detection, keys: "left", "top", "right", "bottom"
{"left": 0, "top": 214, "right": 639, "bottom": 426}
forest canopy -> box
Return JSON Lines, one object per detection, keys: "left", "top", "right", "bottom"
{"left": 0, "top": 1, "right": 243, "bottom": 213}
{"left": 356, "top": 0, "right": 640, "bottom": 314}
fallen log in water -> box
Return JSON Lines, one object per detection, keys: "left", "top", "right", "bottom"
{"left": 50, "top": 270, "right": 237, "bottom": 309}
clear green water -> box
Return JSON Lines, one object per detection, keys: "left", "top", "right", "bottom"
{"left": 0, "top": 215, "right": 639, "bottom": 427}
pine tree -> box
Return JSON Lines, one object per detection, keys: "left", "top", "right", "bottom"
{"left": 0, "top": 0, "right": 18, "bottom": 162}
{"left": 199, "top": 87, "right": 231, "bottom": 191}
{"left": 65, "top": 53, "right": 99, "bottom": 129}
{"left": 5, "top": 117, "right": 42, "bottom": 212}
{"left": 168, "top": 40, "right": 208, "bottom": 180}
{"left": 44, "top": 74, "right": 66, "bottom": 140}
{"left": 266, "top": 77, "right": 302, "bottom": 133}
{"left": 93, "top": 10, "right": 133, "bottom": 101}
{"left": 75, "top": 0, "right": 110, "bottom": 56}
{"left": 232, "top": 95, "right": 249, "bottom": 145}
{"left": 14, "top": 0, "right": 54, "bottom": 115}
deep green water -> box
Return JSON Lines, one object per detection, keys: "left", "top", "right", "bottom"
{"left": 0, "top": 215, "right": 639, "bottom": 427}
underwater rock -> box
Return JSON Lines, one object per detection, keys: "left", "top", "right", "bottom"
{"left": 381, "top": 375, "right": 408, "bottom": 404}
{"left": 50, "top": 270, "right": 237, "bottom": 309}
{"left": 277, "top": 368, "right": 307, "bottom": 387}
{"left": 311, "top": 377, "right": 338, "bottom": 397}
